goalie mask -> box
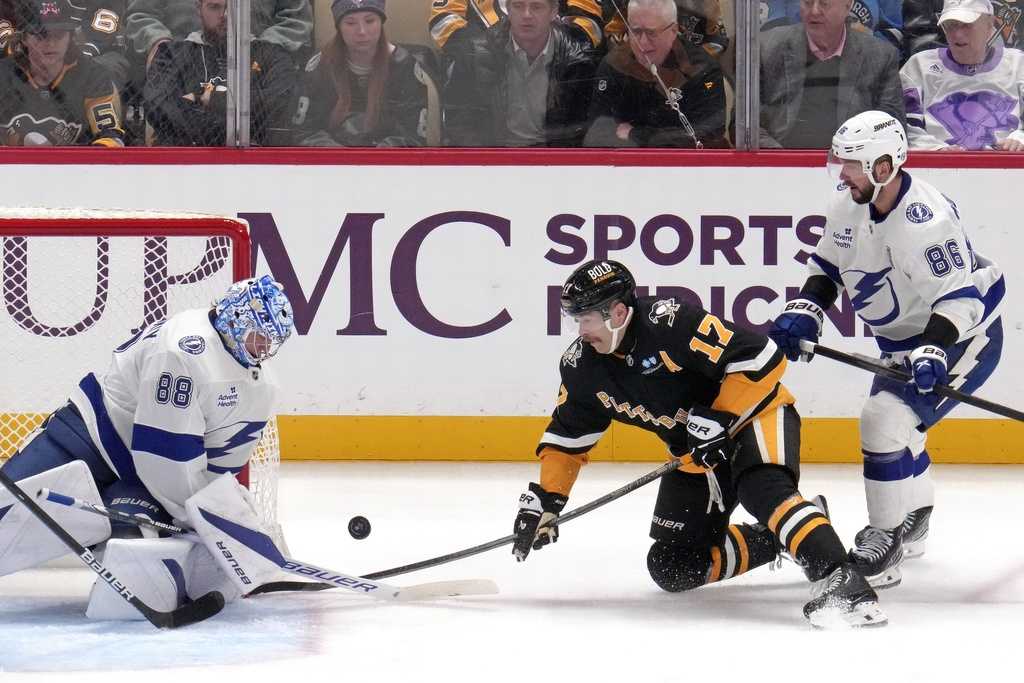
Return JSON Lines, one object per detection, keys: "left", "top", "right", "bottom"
{"left": 561, "top": 260, "right": 636, "bottom": 354}
{"left": 213, "top": 275, "right": 294, "bottom": 367}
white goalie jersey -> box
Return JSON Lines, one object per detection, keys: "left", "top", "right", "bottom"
{"left": 68, "top": 308, "right": 279, "bottom": 519}
{"left": 810, "top": 173, "right": 1005, "bottom": 353}
{"left": 900, "top": 44, "right": 1024, "bottom": 150}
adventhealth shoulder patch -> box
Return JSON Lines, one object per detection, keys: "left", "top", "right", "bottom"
{"left": 178, "top": 335, "right": 206, "bottom": 355}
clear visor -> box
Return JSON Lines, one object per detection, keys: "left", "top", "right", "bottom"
{"left": 561, "top": 308, "right": 609, "bottom": 336}
{"left": 827, "top": 150, "right": 854, "bottom": 187}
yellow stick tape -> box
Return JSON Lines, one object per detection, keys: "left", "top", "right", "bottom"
{"left": 276, "top": 416, "right": 1024, "bottom": 464}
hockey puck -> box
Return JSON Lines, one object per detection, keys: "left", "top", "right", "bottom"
{"left": 348, "top": 515, "right": 371, "bottom": 540}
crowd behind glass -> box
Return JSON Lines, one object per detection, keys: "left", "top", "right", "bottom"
{"left": 1, "top": 0, "right": 1020, "bottom": 151}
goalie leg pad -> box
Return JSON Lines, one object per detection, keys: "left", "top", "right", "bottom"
{"left": 185, "top": 474, "right": 285, "bottom": 594}
{"left": 0, "top": 460, "right": 111, "bottom": 576}
{"left": 85, "top": 537, "right": 193, "bottom": 620}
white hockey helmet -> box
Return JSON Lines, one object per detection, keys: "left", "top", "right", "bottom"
{"left": 829, "top": 110, "right": 908, "bottom": 190}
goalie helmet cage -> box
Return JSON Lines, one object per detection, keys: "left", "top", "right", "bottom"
{"left": 0, "top": 208, "right": 284, "bottom": 544}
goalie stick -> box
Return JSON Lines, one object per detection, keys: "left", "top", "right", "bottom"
{"left": 799, "top": 340, "right": 1024, "bottom": 422}
{"left": 0, "top": 469, "right": 224, "bottom": 628}
{"left": 251, "top": 455, "right": 688, "bottom": 593}
{"left": 38, "top": 488, "right": 498, "bottom": 601}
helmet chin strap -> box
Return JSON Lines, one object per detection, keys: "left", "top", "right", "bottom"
{"left": 600, "top": 306, "right": 634, "bottom": 355}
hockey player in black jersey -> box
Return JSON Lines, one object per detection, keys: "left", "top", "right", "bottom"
{"left": 0, "top": 0, "right": 123, "bottom": 146}
{"left": 511, "top": 259, "right": 886, "bottom": 627}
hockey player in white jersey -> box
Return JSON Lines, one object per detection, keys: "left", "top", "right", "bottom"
{"left": 900, "top": 0, "right": 1024, "bottom": 151}
{"left": 770, "top": 111, "right": 1005, "bottom": 588}
{"left": 0, "top": 275, "right": 295, "bottom": 619}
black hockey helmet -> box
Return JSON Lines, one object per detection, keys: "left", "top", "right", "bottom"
{"left": 560, "top": 260, "right": 636, "bottom": 317}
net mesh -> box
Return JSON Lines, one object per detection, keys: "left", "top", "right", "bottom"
{"left": 0, "top": 210, "right": 281, "bottom": 539}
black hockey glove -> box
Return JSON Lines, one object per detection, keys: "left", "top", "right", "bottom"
{"left": 512, "top": 482, "right": 567, "bottom": 562}
{"left": 686, "top": 405, "right": 738, "bottom": 469}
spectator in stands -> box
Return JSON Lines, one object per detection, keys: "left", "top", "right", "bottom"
{"left": 430, "top": 0, "right": 604, "bottom": 60}
{"left": 901, "top": 0, "right": 1024, "bottom": 150}
{"left": 604, "top": 0, "right": 730, "bottom": 59}
{"left": 759, "top": 0, "right": 905, "bottom": 148}
{"left": 903, "top": 1, "right": 1024, "bottom": 60}
{"left": 144, "top": 0, "right": 296, "bottom": 145}
{"left": 583, "top": 0, "right": 727, "bottom": 147}
{"left": 760, "top": 0, "right": 904, "bottom": 49}
{"left": 292, "top": 0, "right": 440, "bottom": 147}
{"left": 0, "top": 1, "right": 18, "bottom": 54}
{"left": 443, "top": 0, "right": 598, "bottom": 147}
{"left": 127, "top": 0, "right": 312, "bottom": 69}
{"left": 0, "top": 0, "right": 124, "bottom": 146}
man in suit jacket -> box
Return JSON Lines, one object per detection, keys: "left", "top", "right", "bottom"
{"left": 759, "top": 0, "right": 905, "bottom": 148}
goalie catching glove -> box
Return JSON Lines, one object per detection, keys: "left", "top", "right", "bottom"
{"left": 512, "top": 482, "right": 566, "bottom": 562}
{"left": 686, "top": 405, "right": 738, "bottom": 469}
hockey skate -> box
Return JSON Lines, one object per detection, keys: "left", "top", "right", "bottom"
{"left": 849, "top": 525, "right": 903, "bottom": 589}
{"left": 901, "top": 506, "right": 932, "bottom": 560}
{"left": 804, "top": 563, "right": 887, "bottom": 628}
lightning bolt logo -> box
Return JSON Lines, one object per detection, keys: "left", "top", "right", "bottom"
{"left": 847, "top": 267, "right": 901, "bottom": 326}
{"left": 206, "top": 421, "right": 267, "bottom": 460}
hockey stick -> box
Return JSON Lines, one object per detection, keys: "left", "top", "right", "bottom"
{"left": 799, "top": 340, "right": 1024, "bottom": 422}
{"left": 0, "top": 470, "right": 224, "bottom": 628}
{"left": 251, "top": 456, "right": 687, "bottom": 593}
{"left": 38, "top": 489, "right": 498, "bottom": 601}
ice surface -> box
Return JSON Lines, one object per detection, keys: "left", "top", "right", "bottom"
{"left": 2, "top": 461, "right": 1022, "bottom": 681}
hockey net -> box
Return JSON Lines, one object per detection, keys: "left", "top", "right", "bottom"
{"left": 0, "top": 209, "right": 283, "bottom": 542}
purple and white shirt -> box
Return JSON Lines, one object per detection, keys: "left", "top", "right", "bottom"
{"left": 900, "top": 44, "right": 1024, "bottom": 150}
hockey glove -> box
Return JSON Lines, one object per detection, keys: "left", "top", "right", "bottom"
{"left": 769, "top": 298, "right": 824, "bottom": 361}
{"left": 907, "top": 345, "right": 948, "bottom": 394}
{"left": 512, "top": 482, "right": 567, "bottom": 562}
{"left": 686, "top": 405, "right": 738, "bottom": 469}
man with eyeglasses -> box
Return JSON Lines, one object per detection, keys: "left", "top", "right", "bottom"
{"left": 760, "top": 0, "right": 905, "bottom": 148}
{"left": 583, "top": 0, "right": 727, "bottom": 147}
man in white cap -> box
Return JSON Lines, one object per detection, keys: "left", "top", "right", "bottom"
{"left": 904, "top": 1, "right": 1024, "bottom": 60}
{"left": 900, "top": 0, "right": 1024, "bottom": 150}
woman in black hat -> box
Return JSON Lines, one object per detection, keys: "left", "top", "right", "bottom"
{"left": 292, "top": 0, "right": 440, "bottom": 147}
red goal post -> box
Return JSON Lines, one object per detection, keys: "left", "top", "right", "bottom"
{"left": 0, "top": 208, "right": 282, "bottom": 538}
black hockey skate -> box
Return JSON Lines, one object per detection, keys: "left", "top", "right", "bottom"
{"left": 849, "top": 525, "right": 903, "bottom": 589}
{"left": 803, "top": 563, "right": 887, "bottom": 628}
{"left": 901, "top": 506, "right": 932, "bottom": 560}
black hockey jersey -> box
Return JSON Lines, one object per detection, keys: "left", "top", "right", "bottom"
{"left": 0, "top": 56, "right": 123, "bottom": 146}
{"left": 538, "top": 296, "right": 794, "bottom": 466}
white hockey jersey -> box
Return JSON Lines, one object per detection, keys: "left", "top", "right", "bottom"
{"left": 810, "top": 172, "right": 1005, "bottom": 353}
{"left": 69, "top": 308, "right": 279, "bottom": 520}
{"left": 900, "top": 44, "right": 1024, "bottom": 150}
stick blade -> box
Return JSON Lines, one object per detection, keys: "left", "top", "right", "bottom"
{"left": 392, "top": 579, "right": 499, "bottom": 602}
{"left": 145, "top": 590, "right": 226, "bottom": 629}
